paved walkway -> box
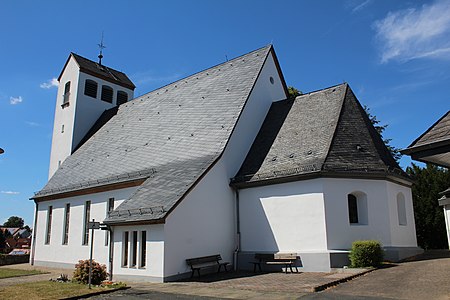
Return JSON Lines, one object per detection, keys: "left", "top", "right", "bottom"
{"left": 3, "top": 250, "right": 450, "bottom": 299}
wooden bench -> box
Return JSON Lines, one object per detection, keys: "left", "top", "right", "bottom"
{"left": 186, "top": 254, "right": 229, "bottom": 277}
{"left": 250, "top": 253, "right": 299, "bottom": 273}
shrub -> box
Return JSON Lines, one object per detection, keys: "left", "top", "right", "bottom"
{"left": 73, "top": 259, "right": 107, "bottom": 285}
{"left": 349, "top": 240, "right": 384, "bottom": 268}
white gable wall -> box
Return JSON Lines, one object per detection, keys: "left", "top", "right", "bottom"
{"left": 48, "top": 57, "right": 79, "bottom": 178}
{"left": 163, "top": 51, "right": 287, "bottom": 279}
{"left": 33, "top": 187, "right": 136, "bottom": 268}
{"left": 73, "top": 72, "right": 133, "bottom": 151}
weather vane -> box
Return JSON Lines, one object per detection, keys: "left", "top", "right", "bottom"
{"left": 98, "top": 32, "right": 106, "bottom": 65}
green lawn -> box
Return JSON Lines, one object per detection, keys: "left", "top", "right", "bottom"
{"left": 0, "top": 281, "right": 111, "bottom": 300}
{"left": 0, "top": 268, "right": 45, "bottom": 279}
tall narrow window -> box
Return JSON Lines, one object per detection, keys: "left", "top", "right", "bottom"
{"left": 397, "top": 193, "right": 407, "bottom": 225}
{"left": 348, "top": 194, "right": 358, "bottom": 224}
{"left": 63, "top": 81, "right": 71, "bottom": 105}
{"left": 140, "top": 231, "right": 146, "bottom": 268}
{"left": 116, "top": 91, "right": 128, "bottom": 105}
{"left": 62, "top": 203, "right": 70, "bottom": 245}
{"left": 122, "top": 231, "right": 129, "bottom": 267}
{"left": 131, "top": 231, "right": 138, "bottom": 267}
{"left": 45, "top": 206, "right": 53, "bottom": 244}
{"left": 105, "top": 198, "right": 114, "bottom": 246}
{"left": 83, "top": 201, "right": 91, "bottom": 245}
{"left": 101, "top": 85, "right": 113, "bottom": 103}
{"left": 84, "top": 79, "right": 98, "bottom": 98}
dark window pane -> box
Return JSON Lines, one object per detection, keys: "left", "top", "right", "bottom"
{"left": 84, "top": 80, "right": 98, "bottom": 98}
{"left": 101, "top": 85, "right": 113, "bottom": 103}
{"left": 348, "top": 194, "right": 358, "bottom": 224}
{"left": 117, "top": 91, "right": 128, "bottom": 105}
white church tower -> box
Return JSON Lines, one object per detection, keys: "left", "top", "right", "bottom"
{"left": 48, "top": 51, "right": 135, "bottom": 178}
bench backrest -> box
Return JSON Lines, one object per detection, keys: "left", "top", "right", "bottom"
{"left": 186, "top": 254, "right": 222, "bottom": 266}
{"left": 255, "top": 252, "right": 298, "bottom": 261}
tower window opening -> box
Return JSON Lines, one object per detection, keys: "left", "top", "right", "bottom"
{"left": 101, "top": 85, "right": 113, "bottom": 103}
{"left": 63, "top": 81, "right": 71, "bottom": 105}
{"left": 84, "top": 80, "right": 98, "bottom": 98}
{"left": 117, "top": 91, "right": 128, "bottom": 105}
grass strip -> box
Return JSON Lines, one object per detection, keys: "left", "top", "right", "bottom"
{"left": 0, "top": 268, "right": 45, "bottom": 279}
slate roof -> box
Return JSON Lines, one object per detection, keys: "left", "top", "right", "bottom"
{"left": 34, "top": 45, "right": 275, "bottom": 224}
{"left": 403, "top": 111, "right": 450, "bottom": 150}
{"left": 58, "top": 53, "right": 136, "bottom": 90}
{"left": 232, "top": 83, "right": 408, "bottom": 187}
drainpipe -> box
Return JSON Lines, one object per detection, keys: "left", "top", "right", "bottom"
{"left": 108, "top": 226, "right": 114, "bottom": 281}
{"left": 233, "top": 188, "right": 241, "bottom": 271}
{"left": 30, "top": 201, "right": 39, "bottom": 265}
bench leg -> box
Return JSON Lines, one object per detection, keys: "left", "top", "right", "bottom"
{"left": 289, "top": 264, "right": 294, "bottom": 273}
{"left": 191, "top": 269, "right": 195, "bottom": 278}
{"left": 196, "top": 269, "right": 201, "bottom": 277}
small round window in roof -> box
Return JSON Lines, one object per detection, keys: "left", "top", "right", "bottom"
{"left": 269, "top": 76, "right": 275, "bottom": 84}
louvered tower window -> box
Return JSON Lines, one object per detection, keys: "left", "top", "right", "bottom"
{"left": 101, "top": 85, "right": 113, "bottom": 103}
{"left": 117, "top": 91, "right": 128, "bottom": 105}
{"left": 84, "top": 79, "right": 98, "bottom": 98}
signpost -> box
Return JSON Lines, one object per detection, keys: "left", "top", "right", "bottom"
{"left": 88, "top": 219, "right": 100, "bottom": 289}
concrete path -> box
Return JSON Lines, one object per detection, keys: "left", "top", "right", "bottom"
{"left": 309, "top": 250, "right": 450, "bottom": 300}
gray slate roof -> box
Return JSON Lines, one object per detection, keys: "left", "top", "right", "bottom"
{"left": 58, "top": 53, "right": 136, "bottom": 90}
{"left": 35, "top": 45, "right": 273, "bottom": 223}
{"left": 232, "top": 83, "right": 407, "bottom": 186}
{"left": 405, "top": 111, "right": 450, "bottom": 149}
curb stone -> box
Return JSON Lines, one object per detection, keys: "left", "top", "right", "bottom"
{"left": 62, "top": 286, "right": 130, "bottom": 300}
{"left": 313, "top": 268, "right": 375, "bottom": 292}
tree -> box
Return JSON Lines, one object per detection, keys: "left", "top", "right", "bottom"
{"left": 3, "top": 216, "right": 24, "bottom": 228}
{"left": 363, "top": 105, "right": 402, "bottom": 162}
{"left": 287, "top": 86, "right": 302, "bottom": 99}
{"left": 406, "top": 163, "right": 450, "bottom": 249}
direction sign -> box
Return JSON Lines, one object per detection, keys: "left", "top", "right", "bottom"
{"left": 88, "top": 221, "right": 100, "bottom": 230}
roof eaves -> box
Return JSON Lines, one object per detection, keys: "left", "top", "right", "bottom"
{"left": 405, "top": 110, "right": 450, "bottom": 149}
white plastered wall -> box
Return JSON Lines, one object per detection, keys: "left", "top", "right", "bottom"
{"left": 443, "top": 206, "right": 450, "bottom": 249}
{"left": 239, "top": 179, "right": 327, "bottom": 252}
{"left": 33, "top": 187, "right": 136, "bottom": 268}
{"left": 48, "top": 57, "right": 79, "bottom": 178}
{"left": 323, "top": 178, "right": 417, "bottom": 250}
{"left": 163, "top": 51, "right": 287, "bottom": 279}
{"left": 112, "top": 224, "right": 165, "bottom": 282}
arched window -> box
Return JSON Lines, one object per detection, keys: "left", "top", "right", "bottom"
{"left": 117, "top": 91, "right": 128, "bottom": 105}
{"left": 348, "top": 194, "right": 358, "bottom": 224}
{"left": 63, "top": 81, "right": 71, "bottom": 105}
{"left": 397, "top": 193, "right": 407, "bottom": 225}
{"left": 84, "top": 79, "right": 98, "bottom": 98}
{"left": 101, "top": 85, "right": 113, "bottom": 103}
{"left": 348, "top": 192, "right": 368, "bottom": 225}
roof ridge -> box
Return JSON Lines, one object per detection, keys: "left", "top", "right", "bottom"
{"left": 70, "top": 52, "right": 128, "bottom": 76}
{"left": 295, "top": 82, "right": 348, "bottom": 99}
{"left": 320, "top": 83, "right": 349, "bottom": 170}
{"left": 130, "top": 45, "right": 273, "bottom": 102}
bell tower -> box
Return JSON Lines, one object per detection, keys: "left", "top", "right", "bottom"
{"left": 48, "top": 51, "right": 135, "bottom": 178}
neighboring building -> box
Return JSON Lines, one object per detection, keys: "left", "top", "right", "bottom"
{"left": 402, "top": 111, "right": 450, "bottom": 246}
{"left": 31, "top": 45, "right": 421, "bottom": 282}
{"left": 0, "top": 227, "right": 32, "bottom": 254}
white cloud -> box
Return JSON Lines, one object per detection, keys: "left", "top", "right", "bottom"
{"left": 9, "top": 96, "right": 23, "bottom": 105}
{"left": 25, "top": 121, "right": 40, "bottom": 127}
{"left": 40, "top": 78, "right": 59, "bottom": 89}
{"left": 352, "top": 0, "right": 372, "bottom": 13}
{"left": 374, "top": 0, "right": 450, "bottom": 63}
{"left": 1, "top": 191, "right": 19, "bottom": 195}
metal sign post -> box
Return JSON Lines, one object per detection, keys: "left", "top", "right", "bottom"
{"left": 88, "top": 219, "right": 100, "bottom": 289}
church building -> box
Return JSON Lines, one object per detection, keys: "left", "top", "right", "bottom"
{"left": 31, "top": 45, "right": 421, "bottom": 282}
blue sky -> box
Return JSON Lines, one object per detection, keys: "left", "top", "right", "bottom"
{"left": 1, "top": 0, "right": 449, "bottom": 226}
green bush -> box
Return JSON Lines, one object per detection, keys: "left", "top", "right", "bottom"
{"left": 73, "top": 259, "right": 107, "bottom": 285}
{"left": 349, "top": 240, "right": 384, "bottom": 268}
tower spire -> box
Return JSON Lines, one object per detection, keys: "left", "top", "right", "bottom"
{"left": 98, "top": 32, "right": 106, "bottom": 65}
